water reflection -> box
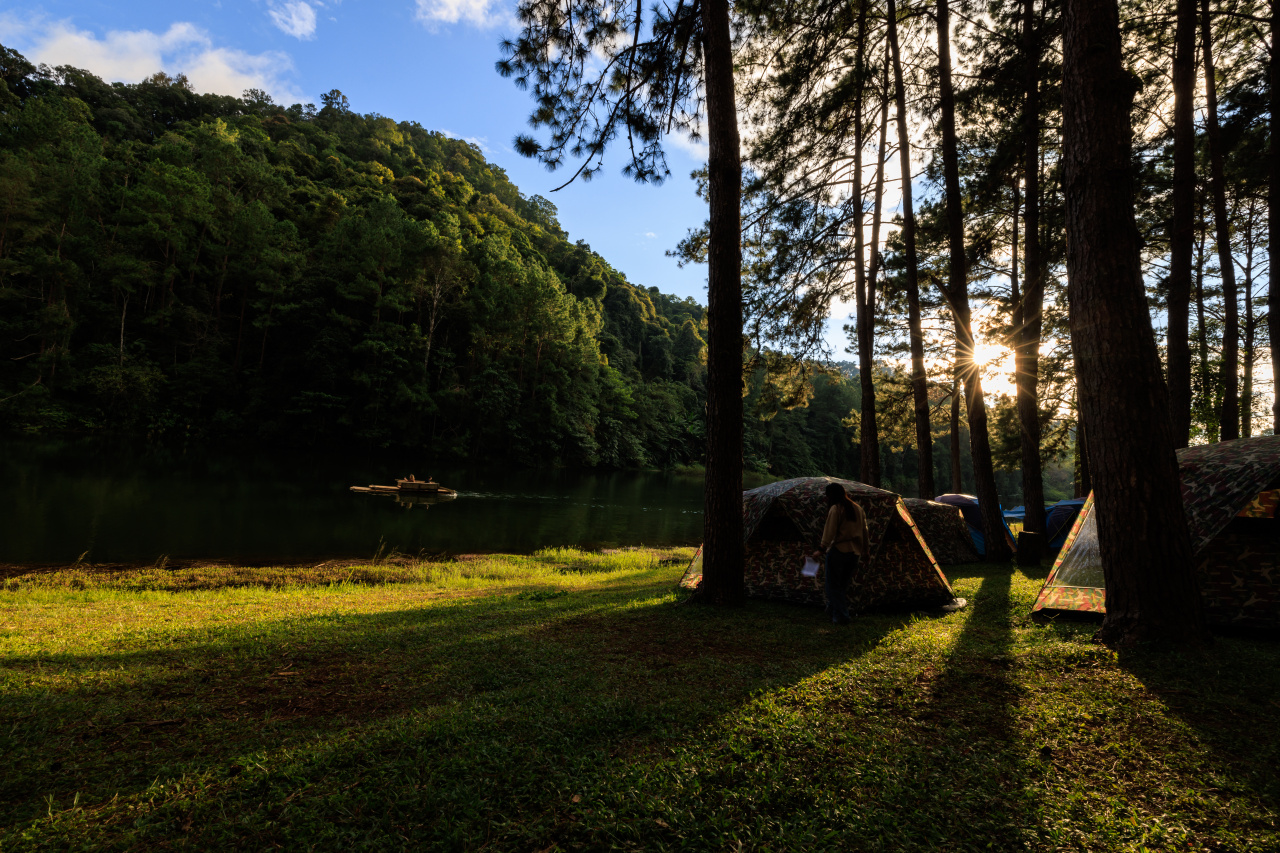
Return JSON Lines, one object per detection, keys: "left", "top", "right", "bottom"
{"left": 0, "top": 440, "right": 705, "bottom": 563}
{"left": 388, "top": 491, "right": 457, "bottom": 510}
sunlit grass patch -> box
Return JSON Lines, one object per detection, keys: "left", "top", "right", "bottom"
{"left": 1, "top": 557, "right": 1277, "bottom": 851}
{"left": 0, "top": 546, "right": 697, "bottom": 595}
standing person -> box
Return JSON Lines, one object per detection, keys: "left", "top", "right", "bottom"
{"left": 813, "top": 483, "right": 869, "bottom": 625}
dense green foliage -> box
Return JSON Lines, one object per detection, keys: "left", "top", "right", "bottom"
{"left": 0, "top": 44, "right": 1081, "bottom": 489}
{"left": 0, "top": 46, "right": 723, "bottom": 469}
{"left": 0, "top": 46, "right": 866, "bottom": 477}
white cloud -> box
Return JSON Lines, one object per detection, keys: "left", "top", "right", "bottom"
{"left": 415, "top": 0, "right": 513, "bottom": 29}
{"left": 1, "top": 17, "right": 305, "bottom": 105}
{"left": 667, "top": 127, "right": 709, "bottom": 162}
{"left": 440, "top": 128, "right": 494, "bottom": 154}
{"left": 0, "top": 12, "right": 34, "bottom": 43}
{"left": 645, "top": 232, "right": 656, "bottom": 238}
{"left": 268, "top": 1, "right": 317, "bottom": 40}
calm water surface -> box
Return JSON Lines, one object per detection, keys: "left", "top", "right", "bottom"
{"left": 0, "top": 441, "right": 706, "bottom": 563}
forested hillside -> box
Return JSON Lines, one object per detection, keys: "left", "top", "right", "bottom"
{"left": 0, "top": 45, "right": 864, "bottom": 475}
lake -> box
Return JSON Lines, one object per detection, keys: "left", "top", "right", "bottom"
{"left": 0, "top": 441, "right": 706, "bottom": 564}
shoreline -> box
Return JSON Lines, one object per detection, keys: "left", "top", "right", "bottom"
{"left": 0, "top": 546, "right": 699, "bottom": 590}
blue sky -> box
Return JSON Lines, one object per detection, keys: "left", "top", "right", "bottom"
{"left": 0, "top": 0, "right": 722, "bottom": 308}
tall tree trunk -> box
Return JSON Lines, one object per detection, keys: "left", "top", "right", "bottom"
{"left": 1013, "top": 179, "right": 1021, "bottom": 354}
{"left": 1270, "top": 0, "right": 1280, "bottom": 434}
{"left": 936, "top": 0, "right": 1008, "bottom": 558}
{"left": 1201, "top": 0, "right": 1240, "bottom": 441}
{"left": 852, "top": 3, "right": 877, "bottom": 487}
{"left": 1017, "top": 0, "right": 1047, "bottom": 535}
{"left": 888, "top": 0, "right": 934, "bottom": 499}
{"left": 1240, "top": 208, "right": 1256, "bottom": 437}
{"left": 950, "top": 370, "right": 964, "bottom": 492}
{"left": 118, "top": 293, "right": 129, "bottom": 368}
{"left": 1168, "top": 0, "right": 1197, "bottom": 446}
{"left": 1242, "top": 269, "right": 1255, "bottom": 437}
{"left": 1194, "top": 222, "right": 1213, "bottom": 434}
{"left": 1074, "top": 398, "right": 1092, "bottom": 497}
{"left": 867, "top": 56, "right": 890, "bottom": 288}
{"left": 696, "top": 0, "right": 745, "bottom": 604}
{"left": 858, "top": 85, "right": 889, "bottom": 488}
{"left": 1062, "top": 0, "right": 1207, "bottom": 645}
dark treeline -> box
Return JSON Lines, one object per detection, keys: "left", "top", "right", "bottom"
{"left": 0, "top": 44, "right": 856, "bottom": 476}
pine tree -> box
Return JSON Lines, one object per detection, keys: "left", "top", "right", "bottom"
{"left": 1062, "top": 0, "right": 1208, "bottom": 645}
{"left": 498, "top": 0, "right": 746, "bottom": 602}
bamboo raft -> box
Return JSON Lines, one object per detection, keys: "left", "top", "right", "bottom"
{"left": 350, "top": 477, "right": 457, "bottom": 498}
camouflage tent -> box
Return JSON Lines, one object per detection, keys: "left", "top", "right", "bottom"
{"left": 681, "top": 477, "right": 960, "bottom": 610}
{"left": 903, "top": 498, "right": 981, "bottom": 565}
{"left": 1032, "top": 435, "right": 1280, "bottom": 631}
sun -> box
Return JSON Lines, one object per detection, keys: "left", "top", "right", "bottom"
{"left": 973, "top": 341, "right": 1019, "bottom": 398}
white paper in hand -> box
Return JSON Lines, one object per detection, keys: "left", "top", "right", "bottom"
{"left": 801, "top": 556, "right": 820, "bottom": 578}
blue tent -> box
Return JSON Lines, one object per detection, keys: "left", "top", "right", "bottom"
{"left": 1045, "top": 498, "right": 1087, "bottom": 551}
{"left": 933, "top": 494, "right": 1017, "bottom": 557}
{"left": 1004, "top": 504, "right": 1054, "bottom": 530}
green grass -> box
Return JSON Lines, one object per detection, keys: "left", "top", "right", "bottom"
{"left": 1, "top": 551, "right": 1277, "bottom": 851}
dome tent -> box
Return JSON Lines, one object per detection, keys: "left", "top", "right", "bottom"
{"left": 1032, "top": 436, "right": 1280, "bottom": 631}
{"left": 903, "top": 498, "right": 982, "bottom": 565}
{"left": 1045, "top": 498, "right": 1087, "bottom": 552}
{"left": 933, "top": 493, "right": 1017, "bottom": 557}
{"left": 681, "top": 477, "right": 962, "bottom": 611}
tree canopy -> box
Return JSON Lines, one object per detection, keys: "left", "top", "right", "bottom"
{"left": 0, "top": 46, "right": 878, "bottom": 481}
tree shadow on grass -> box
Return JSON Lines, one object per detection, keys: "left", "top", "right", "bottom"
{"left": 833, "top": 566, "right": 1031, "bottom": 850}
{"left": 899, "top": 568, "right": 1030, "bottom": 846}
{"left": 1118, "top": 636, "right": 1280, "bottom": 817}
{"left": 0, "top": 581, "right": 912, "bottom": 848}
{"left": 1023, "top": 605, "right": 1280, "bottom": 849}
{"left": 528, "top": 565, "right": 1033, "bottom": 852}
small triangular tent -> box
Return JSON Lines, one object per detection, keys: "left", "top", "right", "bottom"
{"left": 681, "top": 477, "right": 960, "bottom": 611}
{"left": 933, "top": 493, "right": 1017, "bottom": 557}
{"left": 903, "top": 498, "right": 981, "bottom": 565}
{"left": 1033, "top": 435, "right": 1280, "bottom": 631}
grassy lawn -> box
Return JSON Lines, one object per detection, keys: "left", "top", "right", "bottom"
{"left": 1, "top": 550, "right": 1277, "bottom": 851}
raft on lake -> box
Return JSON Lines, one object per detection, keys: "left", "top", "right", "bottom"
{"left": 350, "top": 477, "right": 457, "bottom": 497}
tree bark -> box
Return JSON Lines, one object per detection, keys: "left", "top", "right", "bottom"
{"left": 867, "top": 58, "right": 890, "bottom": 289}
{"left": 950, "top": 370, "right": 964, "bottom": 493}
{"left": 1271, "top": 0, "right": 1280, "bottom": 434}
{"left": 858, "top": 89, "right": 889, "bottom": 489}
{"left": 1194, "top": 221, "right": 1213, "bottom": 434}
{"left": 937, "top": 0, "right": 1008, "bottom": 558}
{"left": 1238, "top": 200, "right": 1258, "bottom": 437}
{"left": 1017, "top": 0, "right": 1047, "bottom": 535}
{"left": 888, "top": 0, "right": 934, "bottom": 499}
{"left": 1074, "top": 403, "right": 1092, "bottom": 497}
{"left": 852, "top": 3, "right": 879, "bottom": 488}
{"left": 1062, "top": 0, "right": 1207, "bottom": 645}
{"left": 1201, "top": 0, "right": 1239, "bottom": 441}
{"left": 696, "top": 0, "right": 745, "bottom": 605}
{"left": 1167, "top": 0, "right": 1197, "bottom": 447}
{"left": 1242, "top": 251, "right": 1255, "bottom": 437}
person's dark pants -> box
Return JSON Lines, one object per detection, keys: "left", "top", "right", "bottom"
{"left": 824, "top": 548, "right": 859, "bottom": 623}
